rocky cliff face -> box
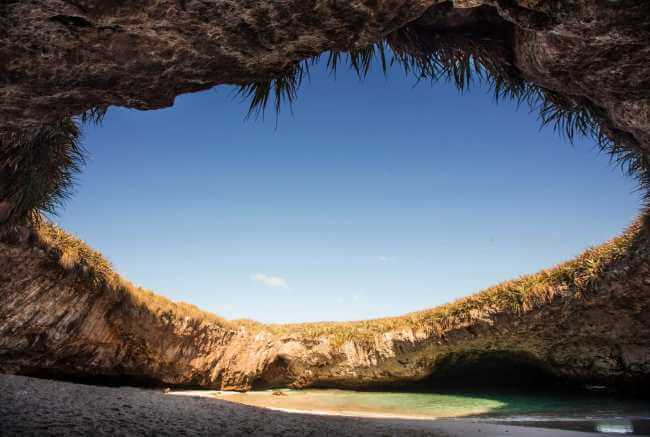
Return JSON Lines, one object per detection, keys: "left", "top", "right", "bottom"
{"left": 2, "top": 219, "right": 649, "bottom": 393}
{"left": 1, "top": 0, "right": 649, "bottom": 146}
{"left": 1, "top": 0, "right": 649, "bottom": 395}
{"left": 0, "top": 0, "right": 438, "bottom": 130}
{"left": 2, "top": 0, "right": 649, "bottom": 229}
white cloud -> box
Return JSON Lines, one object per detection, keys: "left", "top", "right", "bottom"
{"left": 377, "top": 256, "right": 394, "bottom": 263}
{"left": 251, "top": 273, "right": 288, "bottom": 289}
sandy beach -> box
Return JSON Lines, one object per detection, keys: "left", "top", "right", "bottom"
{"left": 0, "top": 374, "right": 624, "bottom": 436}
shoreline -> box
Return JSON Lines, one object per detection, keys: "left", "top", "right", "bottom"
{"left": 168, "top": 388, "right": 650, "bottom": 423}
{"left": 2, "top": 374, "right": 644, "bottom": 436}
{"left": 169, "top": 391, "right": 445, "bottom": 420}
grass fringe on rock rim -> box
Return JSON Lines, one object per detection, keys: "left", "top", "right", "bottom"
{"left": 2, "top": 14, "right": 649, "bottom": 230}
{"left": 16, "top": 215, "right": 645, "bottom": 349}
{"left": 236, "top": 27, "right": 650, "bottom": 203}
{"left": 27, "top": 219, "right": 234, "bottom": 329}
{"left": 0, "top": 120, "right": 85, "bottom": 228}
{"left": 263, "top": 217, "right": 645, "bottom": 347}
{"left": 2, "top": 9, "right": 649, "bottom": 349}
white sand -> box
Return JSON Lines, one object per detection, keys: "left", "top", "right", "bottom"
{"left": 1, "top": 374, "right": 609, "bottom": 436}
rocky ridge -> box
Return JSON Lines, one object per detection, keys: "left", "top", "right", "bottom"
{"left": 1, "top": 219, "right": 648, "bottom": 393}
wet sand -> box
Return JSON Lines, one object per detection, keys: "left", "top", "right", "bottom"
{"left": 0, "top": 374, "right": 620, "bottom": 436}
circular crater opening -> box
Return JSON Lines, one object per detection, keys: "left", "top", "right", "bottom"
{"left": 50, "top": 57, "right": 641, "bottom": 324}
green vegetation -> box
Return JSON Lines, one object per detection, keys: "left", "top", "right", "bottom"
{"left": 26, "top": 215, "right": 644, "bottom": 348}
{"left": 32, "top": 220, "right": 233, "bottom": 328}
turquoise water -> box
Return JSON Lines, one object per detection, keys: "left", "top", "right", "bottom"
{"left": 225, "top": 388, "right": 650, "bottom": 419}
{"left": 220, "top": 389, "right": 650, "bottom": 434}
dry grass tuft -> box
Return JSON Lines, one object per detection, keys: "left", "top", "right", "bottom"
{"left": 260, "top": 218, "right": 643, "bottom": 347}
{"left": 235, "top": 21, "right": 650, "bottom": 202}
{"left": 0, "top": 119, "right": 85, "bottom": 228}
{"left": 32, "top": 220, "right": 233, "bottom": 329}
{"left": 27, "top": 216, "right": 643, "bottom": 346}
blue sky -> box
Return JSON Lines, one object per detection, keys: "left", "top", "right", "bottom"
{"left": 53, "top": 58, "right": 641, "bottom": 323}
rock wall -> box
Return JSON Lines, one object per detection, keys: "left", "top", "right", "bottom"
{"left": 0, "top": 0, "right": 440, "bottom": 130}
{"left": 1, "top": 0, "right": 649, "bottom": 231}
{"left": 1, "top": 219, "right": 649, "bottom": 393}
{"left": 1, "top": 0, "right": 649, "bottom": 395}
{"left": 1, "top": 0, "right": 649, "bottom": 154}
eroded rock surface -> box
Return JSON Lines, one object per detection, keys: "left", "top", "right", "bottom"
{"left": 1, "top": 0, "right": 649, "bottom": 231}
{"left": 1, "top": 0, "right": 649, "bottom": 155}
{"left": 0, "top": 0, "right": 440, "bottom": 130}
{"left": 1, "top": 0, "right": 649, "bottom": 395}
{"left": 1, "top": 220, "right": 649, "bottom": 393}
